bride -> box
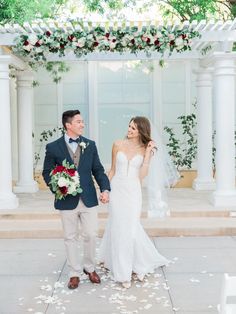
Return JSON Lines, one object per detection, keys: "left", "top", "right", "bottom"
{"left": 99, "top": 116, "right": 169, "bottom": 289}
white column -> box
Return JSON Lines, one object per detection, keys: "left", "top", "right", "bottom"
{"left": 193, "top": 69, "right": 215, "bottom": 190}
{"left": 0, "top": 61, "right": 18, "bottom": 209}
{"left": 88, "top": 61, "right": 99, "bottom": 143}
{"left": 211, "top": 55, "right": 236, "bottom": 206}
{"left": 14, "top": 71, "right": 38, "bottom": 193}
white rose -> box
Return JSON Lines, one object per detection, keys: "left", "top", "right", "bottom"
{"left": 77, "top": 38, "right": 86, "bottom": 48}
{"left": 121, "top": 39, "right": 127, "bottom": 46}
{"left": 156, "top": 31, "right": 162, "bottom": 38}
{"left": 29, "top": 34, "right": 39, "bottom": 45}
{"left": 109, "top": 42, "right": 116, "bottom": 49}
{"left": 168, "top": 34, "right": 175, "bottom": 41}
{"left": 23, "top": 44, "right": 33, "bottom": 52}
{"left": 175, "top": 37, "right": 184, "bottom": 47}
{"left": 73, "top": 172, "right": 80, "bottom": 182}
{"left": 68, "top": 182, "right": 77, "bottom": 194}
{"left": 87, "top": 34, "right": 93, "bottom": 40}
{"left": 58, "top": 177, "right": 68, "bottom": 187}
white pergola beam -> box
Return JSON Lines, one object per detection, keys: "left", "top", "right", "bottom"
{"left": 31, "top": 23, "right": 44, "bottom": 34}
{"left": 44, "top": 50, "right": 201, "bottom": 61}
{"left": 23, "top": 22, "right": 34, "bottom": 33}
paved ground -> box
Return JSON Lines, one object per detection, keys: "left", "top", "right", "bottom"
{"left": 1, "top": 236, "right": 236, "bottom": 314}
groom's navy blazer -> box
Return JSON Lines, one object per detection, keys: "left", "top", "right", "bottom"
{"left": 42, "top": 135, "right": 110, "bottom": 210}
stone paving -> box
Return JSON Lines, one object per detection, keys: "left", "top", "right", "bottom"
{"left": 1, "top": 236, "right": 236, "bottom": 314}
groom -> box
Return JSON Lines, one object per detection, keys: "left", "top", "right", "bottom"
{"left": 43, "top": 110, "right": 110, "bottom": 289}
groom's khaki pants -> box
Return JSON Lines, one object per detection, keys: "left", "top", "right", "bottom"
{"left": 60, "top": 200, "right": 98, "bottom": 278}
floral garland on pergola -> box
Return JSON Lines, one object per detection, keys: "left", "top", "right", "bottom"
{"left": 14, "top": 25, "right": 200, "bottom": 64}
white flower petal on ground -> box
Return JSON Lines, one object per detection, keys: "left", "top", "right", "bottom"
{"left": 54, "top": 281, "right": 64, "bottom": 289}
{"left": 28, "top": 34, "right": 38, "bottom": 45}
{"left": 190, "top": 278, "right": 200, "bottom": 283}
{"left": 40, "top": 284, "right": 52, "bottom": 291}
{"left": 144, "top": 304, "right": 152, "bottom": 310}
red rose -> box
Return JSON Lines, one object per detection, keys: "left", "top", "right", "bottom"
{"left": 146, "top": 38, "right": 150, "bottom": 44}
{"left": 130, "top": 39, "right": 135, "bottom": 45}
{"left": 35, "top": 41, "right": 41, "bottom": 47}
{"left": 45, "top": 31, "right": 51, "bottom": 37}
{"left": 68, "top": 35, "right": 74, "bottom": 41}
{"left": 93, "top": 42, "right": 99, "bottom": 47}
{"left": 170, "top": 40, "right": 175, "bottom": 46}
{"left": 182, "top": 34, "right": 186, "bottom": 39}
{"left": 59, "top": 186, "right": 68, "bottom": 195}
{"left": 105, "top": 33, "right": 110, "bottom": 38}
{"left": 52, "top": 165, "right": 65, "bottom": 174}
{"left": 66, "top": 168, "right": 76, "bottom": 176}
{"left": 24, "top": 40, "right": 29, "bottom": 46}
{"left": 154, "top": 39, "right": 160, "bottom": 46}
{"left": 60, "top": 43, "right": 65, "bottom": 49}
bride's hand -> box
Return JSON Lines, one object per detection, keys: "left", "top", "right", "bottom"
{"left": 146, "top": 141, "right": 156, "bottom": 154}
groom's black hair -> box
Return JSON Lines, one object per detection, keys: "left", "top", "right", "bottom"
{"left": 62, "top": 110, "right": 81, "bottom": 129}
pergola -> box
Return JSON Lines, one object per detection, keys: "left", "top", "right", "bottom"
{"left": 0, "top": 18, "right": 236, "bottom": 209}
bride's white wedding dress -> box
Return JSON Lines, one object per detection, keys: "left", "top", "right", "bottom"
{"left": 99, "top": 151, "right": 168, "bottom": 282}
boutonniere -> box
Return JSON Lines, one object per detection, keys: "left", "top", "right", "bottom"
{"left": 79, "top": 141, "right": 89, "bottom": 154}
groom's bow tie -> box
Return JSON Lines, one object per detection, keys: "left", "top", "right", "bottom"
{"left": 69, "top": 137, "right": 80, "bottom": 144}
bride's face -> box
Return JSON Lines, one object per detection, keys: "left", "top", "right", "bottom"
{"left": 127, "top": 120, "right": 139, "bottom": 139}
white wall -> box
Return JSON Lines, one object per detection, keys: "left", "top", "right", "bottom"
{"left": 27, "top": 60, "right": 198, "bottom": 170}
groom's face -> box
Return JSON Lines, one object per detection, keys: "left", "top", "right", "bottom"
{"left": 66, "top": 114, "right": 84, "bottom": 137}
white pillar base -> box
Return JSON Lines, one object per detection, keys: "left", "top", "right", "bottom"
{"left": 193, "top": 178, "right": 216, "bottom": 190}
{"left": 14, "top": 181, "right": 38, "bottom": 193}
{"left": 211, "top": 191, "right": 236, "bottom": 207}
{"left": 0, "top": 193, "right": 19, "bottom": 209}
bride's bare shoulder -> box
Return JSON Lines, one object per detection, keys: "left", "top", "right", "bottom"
{"left": 113, "top": 139, "right": 125, "bottom": 149}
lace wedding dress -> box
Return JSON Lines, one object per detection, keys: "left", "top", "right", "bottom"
{"left": 99, "top": 151, "right": 168, "bottom": 283}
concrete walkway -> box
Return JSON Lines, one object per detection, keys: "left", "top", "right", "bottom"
{"left": 1, "top": 236, "right": 236, "bottom": 314}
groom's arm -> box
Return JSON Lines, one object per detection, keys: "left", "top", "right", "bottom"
{"left": 42, "top": 144, "right": 56, "bottom": 190}
{"left": 91, "top": 143, "right": 111, "bottom": 192}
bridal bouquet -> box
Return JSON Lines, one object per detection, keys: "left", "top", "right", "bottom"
{"left": 49, "top": 159, "right": 82, "bottom": 200}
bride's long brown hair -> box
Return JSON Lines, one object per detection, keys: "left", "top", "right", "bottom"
{"left": 129, "top": 116, "right": 152, "bottom": 147}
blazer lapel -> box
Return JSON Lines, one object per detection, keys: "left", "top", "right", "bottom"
{"left": 78, "top": 136, "right": 85, "bottom": 168}
{"left": 58, "top": 136, "right": 74, "bottom": 165}
{"left": 78, "top": 135, "right": 91, "bottom": 169}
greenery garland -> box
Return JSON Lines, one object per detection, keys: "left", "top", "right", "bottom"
{"left": 14, "top": 25, "right": 200, "bottom": 63}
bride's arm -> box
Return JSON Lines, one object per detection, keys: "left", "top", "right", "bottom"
{"left": 108, "top": 141, "right": 120, "bottom": 180}
{"left": 139, "top": 141, "right": 156, "bottom": 179}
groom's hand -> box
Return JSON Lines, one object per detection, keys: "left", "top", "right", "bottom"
{"left": 100, "top": 191, "right": 109, "bottom": 203}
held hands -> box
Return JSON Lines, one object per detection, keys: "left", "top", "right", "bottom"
{"left": 100, "top": 191, "right": 109, "bottom": 204}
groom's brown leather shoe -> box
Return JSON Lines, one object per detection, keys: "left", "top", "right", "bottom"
{"left": 68, "top": 276, "right": 80, "bottom": 289}
{"left": 83, "top": 269, "right": 101, "bottom": 284}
